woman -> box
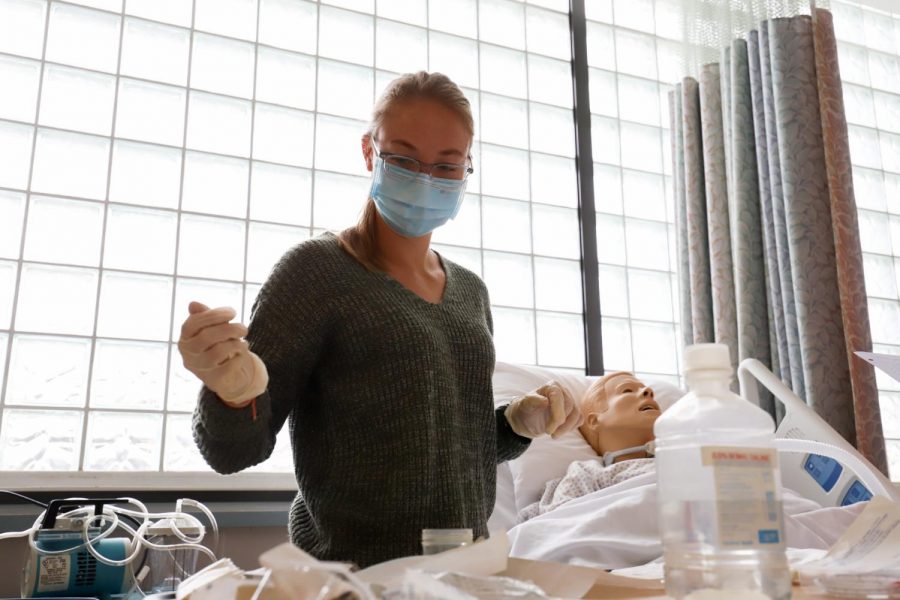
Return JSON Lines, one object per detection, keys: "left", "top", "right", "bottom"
{"left": 178, "top": 72, "right": 582, "bottom": 568}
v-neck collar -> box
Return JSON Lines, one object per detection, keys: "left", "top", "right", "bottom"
{"left": 327, "top": 232, "right": 454, "bottom": 307}
{"left": 378, "top": 251, "right": 452, "bottom": 306}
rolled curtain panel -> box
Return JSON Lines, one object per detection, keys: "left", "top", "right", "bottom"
{"left": 812, "top": 8, "right": 887, "bottom": 474}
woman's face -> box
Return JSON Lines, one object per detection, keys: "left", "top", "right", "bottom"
{"left": 362, "top": 98, "right": 471, "bottom": 173}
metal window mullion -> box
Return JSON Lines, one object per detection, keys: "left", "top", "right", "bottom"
{"left": 592, "top": 155, "right": 666, "bottom": 176}
{"left": 488, "top": 303, "right": 582, "bottom": 318}
{"left": 0, "top": 192, "right": 313, "bottom": 239}
{"left": 241, "top": 0, "right": 263, "bottom": 325}
{"left": 569, "top": 0, "right": 603, "bottom": 375}
{"left": 0, "top": 17, "right": 600, "bottom": 80}
{"left": 425, "top": 0, "right": 430, "bottom": 74}
{"left": 648, "top": 0, "right": 680, "bottom": 338}
{"left": 609, "top": 2, "right": 638, "bottom": 375}
{"left": 522, "top": 6, "right": 541, "bottom": 368}
{"left": 2, "top": 115, "right": 594, "bottom": 170}
{"left": 78, "top": 2, "right": 127, "bottom": 472}
{"left": 10, "top": 258, "right": 237, "bottom": 284}
{"left": 2, "top": 404, "right": 183, "bottom": 416}
{"left": 0, "top": 0, "right": 54, "bottom": 439}
{"left": 2, "top": 328, "right": 165, "bottom": 345}
{"left": 308, "top": 4, "right": 322, "bottom": 231}
{"left": 604, "top": 6, "right": 641, "bottom": 376}
{"left": 475, "top": 1, "right": 487, "bottom": 306}
{"left": 161, "top": 0, "right": 199, "bottom": 473}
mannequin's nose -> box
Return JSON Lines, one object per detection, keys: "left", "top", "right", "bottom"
{"left": 641, "top": 387, "right": 654, "bottom": 398}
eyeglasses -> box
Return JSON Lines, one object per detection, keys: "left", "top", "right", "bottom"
{"left": 372, "top": 143, "right": 474, "bottom": 181}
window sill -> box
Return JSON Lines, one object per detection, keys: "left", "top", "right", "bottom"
{"left": 0, "top": 471, "right": 296, "bottom": 492}
{"left": 0, "top": 499, "right": 292, "bottom": 532}
{"left": 0, "top": 471, "right": 296, "bottom": 531}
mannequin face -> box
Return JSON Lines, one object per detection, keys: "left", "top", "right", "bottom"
{"left": 577, "top": 372, "right": 659, "bottom": 461}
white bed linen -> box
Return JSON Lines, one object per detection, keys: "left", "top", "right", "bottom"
{"left": 506, "top": 468, "right": 867, "bottom": 570}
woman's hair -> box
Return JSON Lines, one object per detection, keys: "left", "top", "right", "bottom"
{"left": 339, "top": 71, "right": 474, "bottom": 271}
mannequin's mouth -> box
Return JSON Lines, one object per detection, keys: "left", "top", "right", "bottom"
{"left": 638, "top": 401, "right": 660, "bottom": 412}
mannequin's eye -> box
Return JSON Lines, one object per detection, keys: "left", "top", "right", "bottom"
{"left": 622, "top": 387, "right": 633, "bottom": 393}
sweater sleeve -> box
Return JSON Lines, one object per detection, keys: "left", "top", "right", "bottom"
{"left": 496, "top": 405, "right": 531, "bottom": 462}
{"left": 192, "top": 242, "right": 332, "bottom": 474}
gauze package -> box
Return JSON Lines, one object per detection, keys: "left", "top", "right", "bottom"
{"left": 175, "top": 558, "right": 278, "bottom": 600}
{"left": 175, "top": 546, "right": 374, "bottom": 600}
{"left": 259, "top": 542, "right": 375, "bottom": 600}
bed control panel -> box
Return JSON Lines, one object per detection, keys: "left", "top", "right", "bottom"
{"left": 800, "top": 453, "right": 874, "bottom": 507}
{"left": 803, "top": 454, "right": 843, "bottom": 493}
{"left": 840, "top": 479, "right": 873, "bottom": 506}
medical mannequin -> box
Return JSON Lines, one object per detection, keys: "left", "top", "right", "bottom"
{"left": 520, "top": 372, "right": 658, "bottom": 520}
{"left": 512, "top": 372, "right": 868, "bottom": 564}
{"left": 578, "top": 372, "right": 659, "bottom": 465}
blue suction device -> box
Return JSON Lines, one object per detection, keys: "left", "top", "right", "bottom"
{"left": 21, "top": 498, "right": 131, "bottom": 600}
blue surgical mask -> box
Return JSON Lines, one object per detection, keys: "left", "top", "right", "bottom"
{"left": 369, "top": 157, "right": 467, "bottom": 238}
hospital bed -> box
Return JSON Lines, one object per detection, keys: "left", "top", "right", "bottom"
{"left": 490, "top": 360, "right": 899, "bottom": 571}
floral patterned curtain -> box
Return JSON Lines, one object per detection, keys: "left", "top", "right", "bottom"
{"left": 670, "top": 9, "right": 888, "bottom": 473}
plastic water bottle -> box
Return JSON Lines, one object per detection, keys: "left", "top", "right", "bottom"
{"left": 654, "top": 343, "right": 790, "bottom": 600}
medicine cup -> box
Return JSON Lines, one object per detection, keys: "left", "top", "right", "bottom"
{"left": 420, "top": 528, "right": 473, "bottom": 555}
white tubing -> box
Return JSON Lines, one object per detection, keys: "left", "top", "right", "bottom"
{"left": 775, "top": 438, "right": 895, "bottom": 500}
{"left": 14, "top": 497, "right": 219, "bottom": 571}
{"left": 179, "top": 497, "right": 220, "bottom": 553}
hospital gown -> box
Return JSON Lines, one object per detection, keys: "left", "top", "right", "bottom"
{"left": 520, "top": 458, "right": 655, "bottom": 521}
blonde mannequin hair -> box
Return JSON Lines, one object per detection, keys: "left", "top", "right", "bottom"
{"left": 581, "top": 371, "right": 636, "bottom": 415}
{"left": 339, "top": 71, "right": 474, "bottom": 271}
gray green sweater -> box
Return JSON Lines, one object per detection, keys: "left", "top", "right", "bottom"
{"left": 192, "top": 233, "right": 530, "bottom": 567}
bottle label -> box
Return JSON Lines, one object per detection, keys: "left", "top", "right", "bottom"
{"left": 701, "top": 446, "right": 784, "bottom": 548}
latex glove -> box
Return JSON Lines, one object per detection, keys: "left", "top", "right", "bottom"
{"left": 504, "top": 381, "right": 583, "bottom": 439}
{"left": 177, "top": 301, "right": 268, "bottom": 406}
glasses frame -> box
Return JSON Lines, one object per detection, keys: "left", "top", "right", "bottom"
{"left": 371, "top": 143, "right": 475, "bottom": 181}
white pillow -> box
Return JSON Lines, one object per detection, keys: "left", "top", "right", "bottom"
{"left": 492, "top": 362, "right": 685, "bottom": 515}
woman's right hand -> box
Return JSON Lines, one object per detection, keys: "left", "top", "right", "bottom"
{"left": 177, "top": 301, "right": 269, "bottom": 406}
{"left": 504, "top": 381, "right": 583, "bottom": 439}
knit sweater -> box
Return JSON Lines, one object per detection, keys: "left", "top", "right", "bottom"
{"left": 192, "top": 233, "right": 530, "bottom": 567}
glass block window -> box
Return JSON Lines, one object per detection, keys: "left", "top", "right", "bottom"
{"left": 585, "top": 0, "right": 682, "bottom": 387}
{"left": 0, "top": 0, "right": 582, "bottom": 481}
{"left": 833, "top": 0, "right": 900, "bottom": 480}
{"left": 4, "top": 0, "right": 896, "bottom": 488}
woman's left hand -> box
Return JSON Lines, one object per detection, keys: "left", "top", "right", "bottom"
{"left": 504, "top": 381, "right": 583, "bottom": 439}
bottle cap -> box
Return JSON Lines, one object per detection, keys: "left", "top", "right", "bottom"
{"left": 683, "top": 343, "right": 731, "bottom": 373}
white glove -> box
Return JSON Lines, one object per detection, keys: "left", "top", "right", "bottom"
{"left": 504, "top": 381, "right": 583, "bottom": 439}
{"left": 177, "top": 301, "right": 269, "bottom": 406}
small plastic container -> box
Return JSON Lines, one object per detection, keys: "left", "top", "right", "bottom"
{"left": 421, "top": 528, "right": 473, "bottom": 555}
{"left": 142, "top": 518, "right": 203, "bottom": 593}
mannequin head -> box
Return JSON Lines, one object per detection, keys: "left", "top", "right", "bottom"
{"left": 578, "top": 372, "right": 660, "bottom": 463}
